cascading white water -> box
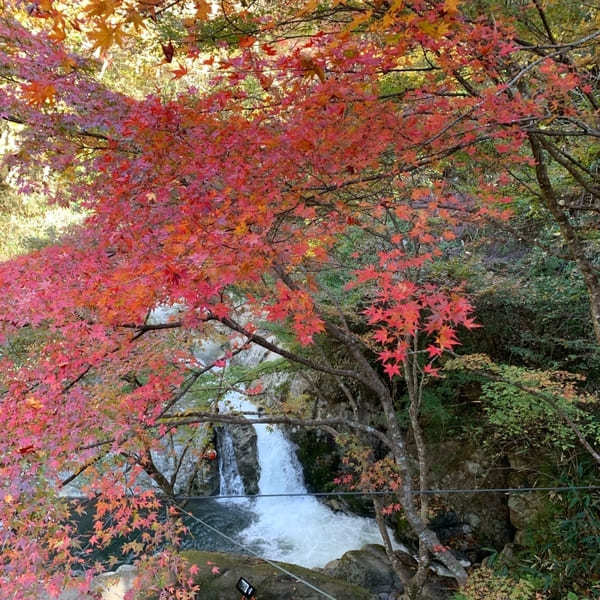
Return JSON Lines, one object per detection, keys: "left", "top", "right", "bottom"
{"left": 223, "top": 392, "right": 396, "bottom": 568}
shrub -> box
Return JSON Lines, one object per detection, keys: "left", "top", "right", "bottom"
{"left": 454, "top": 567, "right": 544, "bottom": 600}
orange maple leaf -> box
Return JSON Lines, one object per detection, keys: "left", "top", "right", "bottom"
{"left": 22, "top": 81, "right": 56, "bottom": 106}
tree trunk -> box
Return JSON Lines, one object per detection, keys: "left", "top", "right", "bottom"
{"left": 529, "top": 133, "right": 600, "bottom": 346}
{"left": 379, "top": 393, "right": 468, "bottom": 586}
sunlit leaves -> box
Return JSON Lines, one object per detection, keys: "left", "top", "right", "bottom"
{"left": 1, "top": 0, "right": 598, "bottom": 594}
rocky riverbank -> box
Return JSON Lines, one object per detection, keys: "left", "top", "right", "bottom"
{"left": 56, "top": 546, "right": 416, "bottom": 600}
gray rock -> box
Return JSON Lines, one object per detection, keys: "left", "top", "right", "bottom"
{"left": 506, "top": 451, "right": 547, "bottom": 542}
{"left": 178, "top": 550, "right": 375, "bottom": 599}
{"left": 58, "top": 553, "right": 376, "bottom": 600}
{"left": 464, "top": 512, "right": 481, "bottom": 529}
{"left": 426, "top": 440, "right": 512, "bottom": 547}
{"left": 228, "top": 424, "right": 259, "bottom": 495}
{"left": 323, "top": 544, "right": 404, "bottom": 596}
{"left": 507, "top": 493, "right": 543, "bottom": 532}
{"left": 191, "top": 453, "right": 220, "bottom": 496}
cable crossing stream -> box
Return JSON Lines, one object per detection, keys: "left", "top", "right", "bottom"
{"left": 172, "top": 485, "right": 600, "bottom": 501}
{"left": 169, "top": 500, "right": 339, "bottom": 600}
{"left": 162, "top": 486, "right": 599, "bottom": 599}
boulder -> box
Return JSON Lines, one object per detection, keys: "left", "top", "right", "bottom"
{"left": 179, "top": 550, "right": 375, "bottom": 599}
{"left": 55, "top": 564, "right": 138, "bottom": 600}
{"left": 323, "top": 544, "right": 404, "bottom": 597}
{"left": 507, "top": 494, "right": 542, "bottom": 532}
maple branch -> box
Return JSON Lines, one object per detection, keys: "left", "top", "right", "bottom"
{"left": 60, "top": 452, "right": 106, "bottom": 488}
{"left": 152, "top": 0, "right": 186, "bottom": 17}
{"left": 525, "top": 128, "right": 600, "bottom": 138}
{"left": 0, "top": 112, "right": 111, "bottom": 142}
{"left": 439, "top": 187, "right": 597, "bottom": 269}
{"left": 137, "top": 447, "right": 174, "bottom": 497}
{"left": 62, "top": 365, "right": 92, "bottom": 393}
{"left": 213, "top": 314, "right": 369, "bottom": 383}
{"left": 516, "top": 29, "right": 600, "bottom": 51}
{"left": 506, "top": 29, "right": 600, "bottom": 91}
{"left": 158, "top": 411, "right": 394, "bottom": 448}
{"left": 532, "top": 0, "right": 557, "bottom": 45}
{"left": 538, "top": 137, "right": 600, "bottom": 199}
{"left": 64, "top": 350, "right": 244, "bottom": 487}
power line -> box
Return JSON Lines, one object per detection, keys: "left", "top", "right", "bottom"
{"left": 173, "top": 485, "right": 600, "bottom": 501}
{"left": 169, "top": 500, "right": 338, "bottom": 600}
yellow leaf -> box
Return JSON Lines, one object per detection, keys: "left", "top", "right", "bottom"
{"left": 25, "top": 396, "right": 43, "bottom": 410}
{"left": 61, "top": 57, "right": 78, "bottom": 73}
{"left": 83, "top": 0, "right": 119, "bottom": 19}
{"left": 344, "top": 10, "right": 372, "bottom": 32}
{"left": 298, "top": 0, "right": 319, "bottom": 16}
{"left": 234, "top": 221, "right": 248, "bottom": 236}
{"left": 444, "top": 0, "right": 460, "bottom": 13}
{"left": 194, "top": 0, "right": 211, "bottom": 19}
{"left": 88, "top": 22, "right": 124, "bottom": 52}
{"left": 419, "top": 20, "right": 451, "bottom": 38}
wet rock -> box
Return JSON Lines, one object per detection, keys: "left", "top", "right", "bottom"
{"left": 58, "top": 553, "right": 375, "bottom": 600}
{"left": 55, "top": 564, "right": 137, "bottom": 599}
{"left": 191, "top": 454, "right": 220, "bottom": 496}
{"left": 228, "top": 424, "right": 259, "bottom": 495}
{"left": 94, "top": 565, "right": 138, "bottom": 600}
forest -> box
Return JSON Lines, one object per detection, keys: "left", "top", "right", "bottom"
{"left": 0, "top": 0, "right": 599, "bottom": 598}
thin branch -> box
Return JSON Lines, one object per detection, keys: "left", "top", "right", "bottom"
{"left": 158, "top": 411, "right": 394, "bottom": 448}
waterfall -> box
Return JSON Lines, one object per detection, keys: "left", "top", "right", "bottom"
{"left": 223, "top": 391, "right": 398, "bottom": 568}
{"left": 217, "top": 427, "right": 246, "bottom": 497}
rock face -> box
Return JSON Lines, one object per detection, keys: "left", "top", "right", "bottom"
{"left": 425, "top": 440, "right": 512, "bottom": 552}
{"left": 227, "top": 424, "right": 259, "bottom": 495}
{"left": 56, "top": 548, "right": 459, "bottom": 600}
{"left": 182, "top": 427, "right": 219, "bottom": 496}
{"left": 191, "top": 451, "right": 220, "bottom": 496}
{"left": 55, "top": 564, "right": 138, "bottom": 600}
{"left": 322, "top": 545, "right": 453, "bottom": 600}
{"left": 323, "top": 544, "right": 404, "bottom": 597}
{"left": 505, "top": 451, "right": 547, "bottom": 545}
{"left": 179, "top": 550, "right": 375, "bottom": 600}
{"left": 56, "top": 553, "right": 375, "bottom": 600}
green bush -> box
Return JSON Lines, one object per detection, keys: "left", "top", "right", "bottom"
{"left": 515, "top": 464, "right": 600, "bottom": 599}
{"left": 454, "top": 566, "right": 543, "bottom": 600}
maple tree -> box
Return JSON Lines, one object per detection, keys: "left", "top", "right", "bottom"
{"left": 0, "top": 0, "right": 598, "bottom": 598}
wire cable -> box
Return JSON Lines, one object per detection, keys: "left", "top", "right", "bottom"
{"left": 169, "top": 500, "right": 339, "bottom": 600}
{"left": 173, "top": 485, "right": 600, "bottom": 502}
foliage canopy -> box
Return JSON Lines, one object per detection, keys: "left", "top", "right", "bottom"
{"left": 0, "top": 0, "right": 599, "bottom": 597}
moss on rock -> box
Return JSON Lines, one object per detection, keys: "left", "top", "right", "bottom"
{"left": 178, "top": 550, "right": 375, "bottom": 599}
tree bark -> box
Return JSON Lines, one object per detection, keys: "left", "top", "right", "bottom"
{"left": 529, "top": 133, "right": 600, "bottom": 346}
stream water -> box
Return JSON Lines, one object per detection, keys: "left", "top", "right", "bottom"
{"left": 69, "top": 390, "right": 391, "bottom": 570}
{"left": 214, "top": 392, "right": 389, "bottom": 568}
